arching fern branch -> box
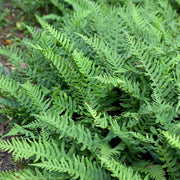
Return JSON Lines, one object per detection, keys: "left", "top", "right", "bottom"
{"left": 98, "top": 156, "right": 142, "bottom": 180}
{"left": 34, "top": 112, "right": 101, "bottom": 152}
{"left": 30, "top": 155, "right": 111, "bottom": 180}
{"left": 0, "top": 136, "right": 67, "bottom": 162}
{"left": 36, "top": 16, "right": 74, "bottom": 54}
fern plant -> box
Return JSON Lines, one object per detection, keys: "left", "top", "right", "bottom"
{"left": 0, "top": 0, "right": 180, "bottom": 179}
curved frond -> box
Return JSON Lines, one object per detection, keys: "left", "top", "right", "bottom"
{"left": 99, "top": 157, "right": 142, "bottom": 180}
{"left": 0, "top": 137, "right": 64, "bottom": 162}
{"left": 35, "top": 112, "right": 100, "bottom": 151}
{"left": 31, "top": 155, "right": 111, "bottom": 180}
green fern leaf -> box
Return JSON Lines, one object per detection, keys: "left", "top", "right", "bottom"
{"left": 163, "top": 131, "right": 180, "bottom": 149}
{"left": 31, "top": 155, "right": 111, "bottom": 180}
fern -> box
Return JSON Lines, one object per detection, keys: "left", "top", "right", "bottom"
{"left": 0, "top": 45, "right": 26, "bottom": 68}
{"left": 163, "top": 131, "right": 180, "bottom": 149}
{"left": 31, "top": 155, "right": 111, "bottom": 180}
{"left": 132, "top": 161, "right": 166, "bottom": 180}
{"left": 34, "top": 112, "right": 100, "bottom": 152}
{"left": 0, "top": 0, "right": 180, "bottom": 179}
{"left": 99, "top": 156, "right": 142, "bottom": 180}
{"left": 157, "top": 145, "right": 180, "bottom": 180}
{"left": 0, "top": 168, "right": 65, "bottom": 180}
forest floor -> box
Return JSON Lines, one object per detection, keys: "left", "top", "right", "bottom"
{"left": 0, "top": 1, "right": 27, "bottom": 173}
{"left": 0, "top": 1, "right": 24, "bottom": 69}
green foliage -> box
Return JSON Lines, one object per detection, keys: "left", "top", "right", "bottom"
{"left": 0, "top": 2, "right": 10, "bottom": 32}
{"left": 11, "top": 0, "right": 48, "bottom": 14}
{"left": 0, "top": 0, "right": 180, "bottom": 179}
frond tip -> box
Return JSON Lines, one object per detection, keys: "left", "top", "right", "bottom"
{"left": 99, "top": 157, "right": 142, "bottom": 180}
{"left": 163, "top": 131, "right": 180, "bottom": 149}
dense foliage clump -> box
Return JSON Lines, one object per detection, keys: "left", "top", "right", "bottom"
{"left": 0, "top": 0, "right": 180, "bottom": 179}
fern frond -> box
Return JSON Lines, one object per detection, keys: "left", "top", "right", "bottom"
{"left": 94, "top": 73, "right": 124, "bottom": 87}
{"left": 72, "top": 50, "right": 101, "bottom": 77}
{"left": 2, "top": 123, "right": 35, "bottom": 138}
{"left": 85, "top": 102, "right": 108, "bottom": 129}
{"left": 0, "top": 75, "right": 19, "bottom": 97}
{"left": 36, "top": 16, "right": 74, "bottom": 54}
{"left": 158, "top": 0, "right": 177, "bottom": 22}
{"left": 24, "top": 24, "right": 41, "bottom": 40}
{"left": 52, "top": 90, "right": 77, "bottom": 116}
{"left": 163, "top": 131, "right": 180, "bottom": 149}
{"left": 0, "top": 169, "right": 16, "bottom": 180}
{"left": 0, "top": 136, "right": 64, "bottom": 162}
{"left": 99, "top": 142, "right": 125, "bottom": 159}
{"left": 23, "top": 39, "right": 81, "bottom": 86}
{"left": 0, "top": 45, "right": 26, "bottom": 67}
{"left": 50, "top": 0, "right": 67, "bottom": 13}
{"left": 0, "top": 75, "right": 51, "bottom": 113}
{"left": 20, "top": 81, "right": 51, "bottom": 113}
{"left": 128, "top": 132, "right": 155, "bottom": 144}
{"left": 85, "top": 104, "right": 129, "bottom": 141}
{"left": 99, "top": 157, "right": 142, "bottom": 180}
{"left": 41, "top": 48, "right": 81, "bottom": 84}
{"left": 42, "top": 14, "right": 62, "bottom": 21}
{"left": 0, "top": 97, "right": 19, "bottom": 110}
{"left": 31, "top": 155, "right": 111, "bottom": 180}
{"left": 35, "top": 112, "right": 100, "bottom": 151}
{"left": 78, "top": 34, "right": 123, "bottom": 72}
{"left": 132, "top": 161, "right": 166, "bottom": 180}
{"left": 94, "top": 73, "right": 142, "bottom": 100}
{"left": 0, "top": 168, "right": 63, "bottom": 180}
{"left": 130, "top": 3, "right": 154, "bottom": 40}
{"left": 64, "top": 0, "right": 90, "bottom": 12}
{"left": 22, "top": 120, "right": 41, "bottom": 129}
{"left": 157, "top": 146, "right": 180, "bottom": 179}
{"left": 69, "top": 10, "right": 91, "bottom": 26}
